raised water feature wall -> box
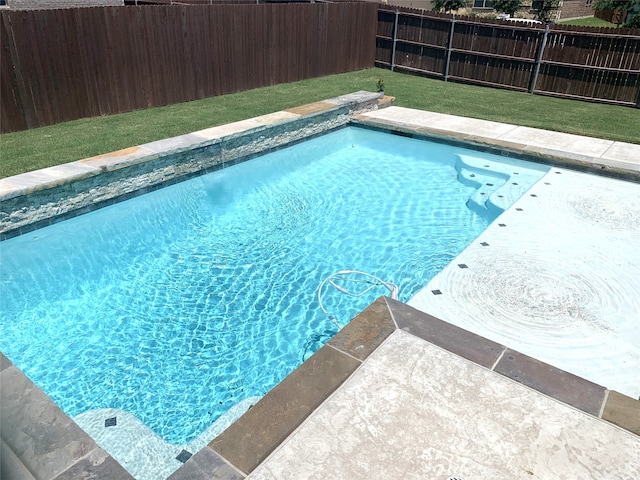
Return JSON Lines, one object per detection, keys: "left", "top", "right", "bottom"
{"left": 0, "top": 91, "right": 388, "bottom": 239}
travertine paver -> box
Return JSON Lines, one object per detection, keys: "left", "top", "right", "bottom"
{"left": 252, "top": 111, "right": 300, "bottom": 125}
{"left": 0, "top": 364, "right": 132, "bottom": 480}
{"left": 142, "top": 133, "right": 208, "bottom": 154}
{"left": 359, "top": 106, "right": 519, "bottom": 138}
{"left": 249, "top": 331, "right": 640, "bottom": 480}
{"left": 602, "top": 391, "right": 640, "bottom": 436}
{"left": 328, "top": 296, "right": 396, "bottom": 361}
{"left": 285, "top": 101, "right": 336, "bottom": 116}
{"left": 497, "top": 125, "right": 614, "bottom": 157}
{"left": 600, "top": 141, "right": 640, "bottom": 170}
{"left": 210, "top": 345, "right": 360, "bottom": 474}
{"left": 80, "top": 146, "right": 157, "bottom": 172}
{"left": 193, "top": 119, "right": 266, "bottom": 140}
{"left": 0, "top": 166, "right": 100, "bottom": 200}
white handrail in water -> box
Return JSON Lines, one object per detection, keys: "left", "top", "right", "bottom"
{"left": 317, "top": 269, "right": 399, "bottom": 329}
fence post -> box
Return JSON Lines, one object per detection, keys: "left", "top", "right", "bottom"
{"left": 2, "top": 13, "right": 34, "bottom": 129}
{"left": 444, "top": 15, "right": 456, "bottom": 81}
{"left": 529, "top": 23, "right": 550, "bottom": 95}
{"left": 391, "top": 10, "right": 399, "bottom": 72}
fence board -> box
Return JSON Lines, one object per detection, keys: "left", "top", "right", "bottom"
{"left": 543, "top": 30, "right": 640, "bottom": 70}
{"left": 375, "top": 7, "right": 640, "bottom": 108}
{"left": 1, "top": 3, "right": 377, "bottom": 133}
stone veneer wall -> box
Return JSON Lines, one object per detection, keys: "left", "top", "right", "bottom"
{"left": 0, "top": 91, "right": 385, "bottom": 239}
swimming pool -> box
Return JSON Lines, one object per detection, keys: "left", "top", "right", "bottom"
{"left": 0, "top": 126, "right": 548, "bottom": 478}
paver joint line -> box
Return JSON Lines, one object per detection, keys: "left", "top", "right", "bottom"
{"left": 325, "top": 342, "right": 364, "bottom": 364}
{"left": 599, "top": 390, "right": 610, "bottom": 418}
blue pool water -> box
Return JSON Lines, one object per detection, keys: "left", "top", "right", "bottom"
{"left": 0, "top": 127, "right": 548, "bottom": 445}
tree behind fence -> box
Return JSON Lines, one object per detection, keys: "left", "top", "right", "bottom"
{"left": 376, "top": 8, "right": 640, "bottom": 108}
{"left": 0, "top": 3, "right": 378, "bottom": 133}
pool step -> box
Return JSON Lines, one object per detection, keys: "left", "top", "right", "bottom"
{"left": 456, "top": 154, "right": 545, "bottom": 217}
{"left": 456, "top": 156, "right": 508, "bottom": 217}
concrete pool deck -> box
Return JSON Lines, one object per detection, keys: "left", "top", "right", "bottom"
{"left": 2, "top": 102, "right": 640, "bottom": 479}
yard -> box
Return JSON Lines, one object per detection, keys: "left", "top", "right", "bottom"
{"left": 1, "top": 67, "right": 639, "bottom": 179}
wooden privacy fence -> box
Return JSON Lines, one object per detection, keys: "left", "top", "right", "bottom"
{"left": 376, "top": 8, "right": 640, "bottom": 107}
{"left": 3, "top": 4, "right": 639, "bottom": 133}
{"left": 0, "top": 3, "right": 378, "bottom": 133}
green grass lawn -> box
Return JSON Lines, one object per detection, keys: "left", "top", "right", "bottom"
{"left": 558, "top": 17, "right": 617, "bottom": 27}
{"left": 2, "top": 67, "right": 639, "bottom": 178}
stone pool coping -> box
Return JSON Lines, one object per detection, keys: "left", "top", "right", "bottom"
{"left": 0, "top": 91, "right": 391, "bottom": 479}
